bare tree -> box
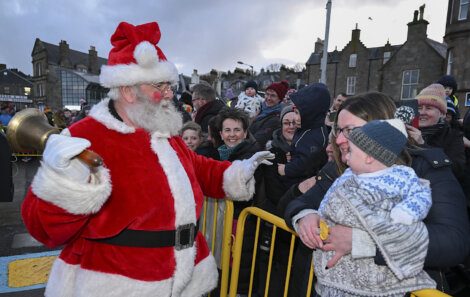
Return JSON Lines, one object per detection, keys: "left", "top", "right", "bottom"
{"left": 292, "top": 63, "right": 306, "bottom": 73}
{"left": 265, "top": 63, "right": 283, "bottom": 72}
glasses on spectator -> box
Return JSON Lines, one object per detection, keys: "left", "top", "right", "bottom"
{"left": 282, "top": 120, "right": 297, "bottom": 127}
{"left": 150, "top": 82, "right": 173, "bottom": 94}
{"left": 332, "top": 125, "right": 358, "bottom": 139}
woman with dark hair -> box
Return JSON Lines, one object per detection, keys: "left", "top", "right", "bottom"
{"left": 284, "top": 91, "right": 470, "bottom": 295}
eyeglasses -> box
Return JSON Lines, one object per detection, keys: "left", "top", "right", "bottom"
{"left": 332, "top": 125, "right": 358, "bottom": 139}
{"left": 150, "top": 82, "right": 174, "bottom": 94}
{"left": 192, "top": 97, "right": 205, "bottom": 102}
{"left": 282, "top": 120, "right": 297, "bottom": 127}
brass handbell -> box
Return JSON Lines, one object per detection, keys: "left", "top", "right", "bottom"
{"left": 6, "top": 108, "right": 102, "bottom": 167}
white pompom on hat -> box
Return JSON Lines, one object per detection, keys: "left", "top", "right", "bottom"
{"left": 99, "top": 22, "right": 178, "bottom": 88}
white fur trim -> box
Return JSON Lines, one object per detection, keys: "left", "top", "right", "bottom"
{"left": 31, "top": 163, "right": 111, "bottom": 215}
{"left": 45, "top": 258, "right": 173, "bottom": 297}
{"left": 222, "top": 160, "right": 255, "bottom": 201}
{"left": 150, "top": 135, "right": 198, "bottom": 296}
{"left": 89, "top": 98, "right": 136, "bottom": 134}
{"left": 99, "top": 60, "right": 178, "bottom": 88}
{"left": 181, "top": 255, "right": 218, "bottom": 297}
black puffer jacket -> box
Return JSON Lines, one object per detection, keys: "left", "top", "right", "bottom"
{"left": 283, "top": 83, "right": 330, "bottom": 188}
{"left": 284, "top": 148, "right": 470, "bottom": 292}
{"left": 421, "top": 123, "right": 466, "bottom": 181}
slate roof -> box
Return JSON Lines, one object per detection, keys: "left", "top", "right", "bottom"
{"left": 41, "top": 41, "right": 107, "bottom": 68}
{"left": 426, "top": 38, "right": 447, "bottom": 58}
{"left": 0, "top": 69, "right": 33, "bottom": 85}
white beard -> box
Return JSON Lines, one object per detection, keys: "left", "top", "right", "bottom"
{"left": 126, "top": 90, "right": 183, "bottom": 135}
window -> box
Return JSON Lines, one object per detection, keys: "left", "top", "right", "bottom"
{"left": 37, "top": 84, "right": 44, "bottom": 96}
{"left": 24, "top": 87, "right": 31, "bottom": 96}
{"left": 346, "top": 76, "right": 356, "bottom": 95}
{"left": 401, "top": 70, "right": 420, "bottom": 99}
{"left": 447, "top": 49, "right": 453, "bottom": 75}
{"left": 3, "top": 87, "right": 10, "bottom": 94}
{"left": 383, "top": 51, "right": 391, "bottom": 64}
{"left": 349, "top": 54, "right": 357, "bottom": 68}
{"left": 459, "top": 0, "right": 469, "bottom": 20}
{"left": 35, "top": 62, "right": 43, "bottom": 76}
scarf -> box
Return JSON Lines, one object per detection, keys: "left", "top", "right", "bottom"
{"left": 255, "top": 102, "right": 284, "bottom": 121}
{"left": 217, "top": 144, "right": 237, "bottom": 161}
{"left": 420, "top": 121, "right": 446, "bottom": 142}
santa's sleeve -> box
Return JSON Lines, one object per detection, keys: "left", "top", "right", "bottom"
{"left": 21, "top": 162, "right": 111, "bottom": 247}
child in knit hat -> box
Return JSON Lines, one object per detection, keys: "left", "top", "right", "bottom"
{"left": 312, "top": 119, "right": 435, "bottom": 297}
{"left": 235, "top": 80, "right": 264, "bottom": 119}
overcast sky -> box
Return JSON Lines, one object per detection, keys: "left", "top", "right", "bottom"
{"left": 0, "top": 0, "right": 448, "bottom": 76}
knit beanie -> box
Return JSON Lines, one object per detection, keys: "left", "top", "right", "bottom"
{"left": 348, "top": 119, "right": 408, "bottom": 167}
{"left": 415, "top": 83, "right": 447, "bottom": 114}
{"left": 244, "top": 80, "right": 258, "bottom": 92}
{"left": 280, "top": 104, "right": 294, "bottom": 121}
{"left": 266, "top": 80, "right": 289, "bottom": 100}
{"left": 436, "top": 75, "right": 457, "bottom": 95}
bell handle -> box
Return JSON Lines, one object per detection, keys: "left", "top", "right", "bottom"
{"left": 76, "top": 149, "right": 103, "bottom": 168}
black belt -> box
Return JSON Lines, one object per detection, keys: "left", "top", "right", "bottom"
{"left": 89, "top": 222, "right": 199, "bottom": 250}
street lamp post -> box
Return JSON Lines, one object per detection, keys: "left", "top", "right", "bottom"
{"left": 237, "top": 61, "right": 254, "bottom": 77}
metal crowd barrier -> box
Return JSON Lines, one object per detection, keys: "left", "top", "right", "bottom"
{"left": 227, "top": 207, "right": 451, "bottom": 297}
{"left": 199, "top": 197, "right": 234, "bottom": 297}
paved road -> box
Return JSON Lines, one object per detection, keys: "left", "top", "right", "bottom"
{"left": 0, "top": 157, "right": 56, "bottom": 296}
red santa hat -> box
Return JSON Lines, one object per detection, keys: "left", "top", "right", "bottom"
{"left": 99, "top": 21, "right": 178, "bottom": 88}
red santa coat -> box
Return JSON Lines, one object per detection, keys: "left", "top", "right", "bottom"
{"left": 22, "top": 99, "right": 255, "bottom": 297}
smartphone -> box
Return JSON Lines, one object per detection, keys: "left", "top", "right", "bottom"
{"left": 328, "top": 111, "right": 337, "bottom": 122}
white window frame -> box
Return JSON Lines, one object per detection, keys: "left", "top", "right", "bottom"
{"left": 447, "top": 49, "right": 453, "bottom": 75}
{"left": 349, "top": 54, "right": 357, "bottom": 68}
{"left": 346, "top": 76, "right": 356, "bottom": 95}
{"left": 401, "top": 69, "right": 420, "bottom": 99}
{"left": 459, "top": 0, "right": 469, "bottom": 20}
{"left": 383, "top": 51, "right": 391, "bottom": 64}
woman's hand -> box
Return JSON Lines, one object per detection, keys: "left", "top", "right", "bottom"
{"left": 297, "top": 213, "right": 323, "bottom": 249}
{"left": 278, "top": 163, "right": 286, "bottom": 176}
{"left": 298, "top": 176, "right": 317, "bottom": 193}
{"left": 322, "top": 224, "right": 352, "bottom": 268}
{"left": 406, "top": 124, "right": 424, "bottom": 145}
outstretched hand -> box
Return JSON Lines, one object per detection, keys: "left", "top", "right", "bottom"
{"left": 241, "top": 151, "right": 275, "bottom": 180}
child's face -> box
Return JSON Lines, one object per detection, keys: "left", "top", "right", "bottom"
{"left": 444, "top": 87, "right": 452, "bottom": 97}
{"left": 245, "top": 87, "right": 256, "bottom": 97}
{"left": 182, "top": 129, "right": 202, "bottom": 151}
{"left": 346, "top": 141, "right": 369, "bottom": 174}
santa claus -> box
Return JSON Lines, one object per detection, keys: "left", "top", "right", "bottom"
{"left": 22, "top": 21, "right": 273, "bottom": 297}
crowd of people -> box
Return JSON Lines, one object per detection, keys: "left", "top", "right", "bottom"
{"left": 8, "top": 20, "right": 470, "bottom": 297}
{"left": 177, "top": 74, "right": 470, "bottom": 296}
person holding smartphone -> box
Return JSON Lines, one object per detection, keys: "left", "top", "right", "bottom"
{"left": 325, "top": 93, "right": 347, "bottom": 128}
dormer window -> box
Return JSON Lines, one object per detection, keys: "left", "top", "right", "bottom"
{"left": 349, "top": 54, "right": 357, "bottom": 68}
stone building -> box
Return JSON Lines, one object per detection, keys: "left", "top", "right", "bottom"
{"left": 444, "top": 0, "right": 470, "bottom": 111}
{"left": 31, "top": 39, "right": 108, "bottom": 110}
{"left": 306, "top": 6, "right": 446, "bottom": 101}
{"left": 0, "top": 64, "right": 33, "bottom": 110}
